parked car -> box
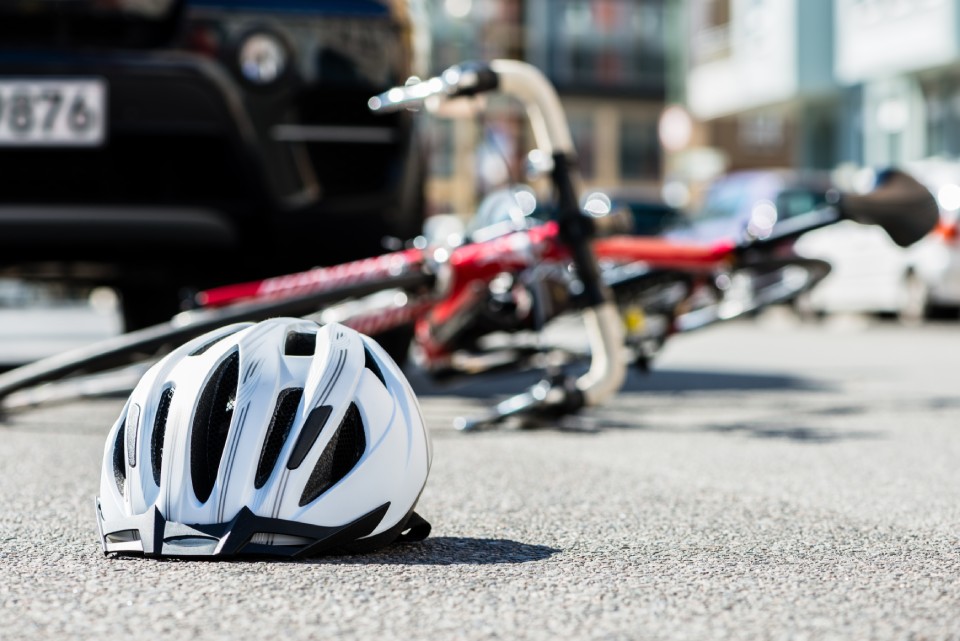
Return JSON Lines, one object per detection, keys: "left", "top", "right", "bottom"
{"left": 793, "top": 167, "right": 960, "bottom": 321}
{"left": 488, "top": 185, "right": 684, "bottom": 239}
{"left": 664, "top": 169, "right": 833, "bottom": 244}
{"left": 0, "top": 0, "right": 430, "bottom": 329}
{"left": 601, "top": 187, "right": 686, "bottom": 237}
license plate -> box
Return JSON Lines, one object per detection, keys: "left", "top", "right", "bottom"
{"left": 0, "top": 79, "right": 107, "bottom": 146}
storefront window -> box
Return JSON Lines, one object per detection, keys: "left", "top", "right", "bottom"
{"left": 922, "top": 73, "right": 960, "bottom": 159}
{"left": 619, "top": 117, "right": 660, "bottom": 180}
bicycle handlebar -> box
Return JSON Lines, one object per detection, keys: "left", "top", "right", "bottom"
{"left": 368, "top": 62, "right": 499, "bottom": 113}
{"left": 372, "top": 60, "right": 624, "bottom": 410}
{"left": 732, "top": 168, "right": 939, "bottom": 253}
{"left": 371, "top": 60, "right": 576, "bottom": 157}
{"left": 839, "top": 169, "right": 939, "bottom": 247}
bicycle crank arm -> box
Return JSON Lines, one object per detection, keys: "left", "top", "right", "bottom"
{"left": 453, "top": 376, "right": 584, "bottom": 432}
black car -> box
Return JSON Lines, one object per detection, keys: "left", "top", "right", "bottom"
{"left": 0, "top": 0, "right": 430, "bottom": 328}
{"left": 608, "top": 189, "right": 685, "bottom": 237}
{"left": 577, "top": 187, "right": 685, "bottom": 237}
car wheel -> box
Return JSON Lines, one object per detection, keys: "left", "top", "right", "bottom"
{"left": 927, "top": 303, "right": 960, "bottom": 321}
{"left": 117, "top": 282, "right": 184, "bottom": 331}
{"left": 792, "top": 290, "right": 823, "bottom": 323}
{"left": 899, "top": 273, "right": 930, "bottom": 325}
{"left": 372, "top": 324, "right": 414, "bottom": 369}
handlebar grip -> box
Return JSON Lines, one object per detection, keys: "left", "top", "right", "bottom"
{"left": 368, "top": 62, "right": 499, "bottom": 114}
{"left": 444, "top": 61, "right": 498, "bottom": 97}
{"left": 367, "top": 85, "right": 431, "bottom": 113}
{"left": 840, "top": 169, "right": 939, "bottom": 247}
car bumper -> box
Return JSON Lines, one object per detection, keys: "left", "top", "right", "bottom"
{"left": 921, "top": 246, "right": 960, "bottom": 305}
{"left": 0, "top": 49, "right": 419, "bottom": 278}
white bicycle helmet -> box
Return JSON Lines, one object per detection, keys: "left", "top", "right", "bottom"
{"left": 96, "top": 318, "right": 432, "bottom": 558}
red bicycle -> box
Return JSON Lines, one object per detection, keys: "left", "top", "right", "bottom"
{"left": 0, "top": 60, "right": 938, "bottom": 429}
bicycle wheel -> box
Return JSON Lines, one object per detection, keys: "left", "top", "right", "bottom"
{"left": 0, "top": 269, "right": 433, "bottom": 408}
{"left": 602, "top": 262, "right": 697, "bottom": 366}
{"left": 674, "top": 257, "right": 831, "bottom": 332}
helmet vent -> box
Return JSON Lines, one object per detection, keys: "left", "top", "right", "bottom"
{"left": 189, "top": 328, "right": 242, "bottom": 357}
{"left": 150, "top": 388, "right": 175, "bottom": 486}
{"left": 364, "top": 346, "right": 386, "bottom": 385}
{"left": 284, "top": 331, "right": 317, "bottom": 356}
{"left": 190, "top": 351, "right": 240, "bottom": 504}
{"left": 113, "top": 418, "right": 127, "bottom": 496}
{"left": 299, "top": 402, "right": 366, "bottom": 506}
{"left": 255, "top": 387, "right": 304, "bottom": 489}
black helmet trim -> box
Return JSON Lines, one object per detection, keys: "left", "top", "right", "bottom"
{"left": 96, "top": 499, "right": 429, "bottom": 558}
{"left": 340, "top": 509, "right": 432, "bottom": 554}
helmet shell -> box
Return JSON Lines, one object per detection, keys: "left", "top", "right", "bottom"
{"left": 97, "top": 319, "right": 431, "bottom": 558}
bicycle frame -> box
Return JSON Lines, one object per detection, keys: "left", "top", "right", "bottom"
{"left": 196, "top": 218, "right": 738, "bottom": 352}
{"left": 209, "top": 60, "right": 635, "bottom": 413}
{"left": 0, "top": 61, "right": 939, "bottom": 425}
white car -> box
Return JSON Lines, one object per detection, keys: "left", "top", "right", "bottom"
{"left": 794, "top": 197, "right": 960, "bottom": 321}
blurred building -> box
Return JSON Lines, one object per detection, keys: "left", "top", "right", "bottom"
{"left": 681, "top": 0, "right": 960, "bottom": 180}
{"left": 835, "top": 0, "right": 960, "bottom": 168}
{"left": 427, "top": 0, "right": 526, "bottom": 214}
{"left": 681, "top": 0, "right": 837, "bottom": 174}
{"left": 426, "top": 0, "right": 668, "bottom": 215}
{"left": 527, "top": 0, "right": 666, "bottom": 188}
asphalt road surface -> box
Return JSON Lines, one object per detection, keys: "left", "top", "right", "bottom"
{"left": 1, "top": 313, "right": 958, "bottom": 640}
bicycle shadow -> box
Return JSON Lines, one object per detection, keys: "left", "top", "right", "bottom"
{"left": 413, "top": 365, "right": 888, "bottom": 444}
{"left": 312, "top": 537, "right": 560, "bottom": 566}
{"left": 618, "top": 367, "right": 830, "bottom": 394}
{"left": 110, "top": 537, "right": 560, "bottom": 566}
{"left": 409, "top": 364, "right": 828, "bottom": 399}
{"left": 696, "top": 421, "right": 879, "bottom": 443}
{"left": 529, "top": 408, "right": 883, "bottom": 443}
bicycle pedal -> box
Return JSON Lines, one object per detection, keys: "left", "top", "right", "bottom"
{"left": 453, "top": 377, "right": 584, "bottom": 432}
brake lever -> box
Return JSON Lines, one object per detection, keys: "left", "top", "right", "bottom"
{"left": 453, "top": 374, "right": 584, "bottom": 432}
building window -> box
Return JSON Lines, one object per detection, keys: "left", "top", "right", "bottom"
{"left": 569, "top": 114, "right": 596, "bottom": 179}
{"left": 429, "top": 119, "right": 456, "bottom": 178}
{"left": 737, "top": 113, "right": 786, "bottom": 153}
{"left": 922, "top": 73, "right": 960, "bottom": 159}
{"left": 619, "top": 117, "right": 660, "bottom": 180}
{"left": 691, "top": 0, "right": 732, "bottom": 63}
{"left": 707, "top": 0, "right": 731, "bottom": 27}
{"left": 546, "top": 0, "right": 665, "bottom": 93}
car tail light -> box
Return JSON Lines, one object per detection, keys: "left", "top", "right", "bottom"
{"left": 934, "top": 220, "right": 958, "bottom": 243}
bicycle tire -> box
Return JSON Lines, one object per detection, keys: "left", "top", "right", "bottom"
{"left": 0, "top": 270, "right": 434, "bottom": 405}
{"left": 674, "top": 257, "right": 831, "bottom": 332}
{"left": 604, "top": 262, "right": 697, "bottom": 314}
{"left": 1, "top": 362, "right": 152, "bottom": 412}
